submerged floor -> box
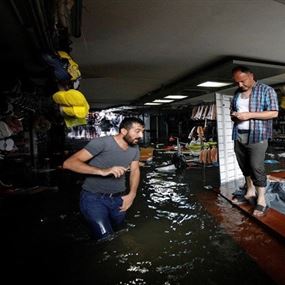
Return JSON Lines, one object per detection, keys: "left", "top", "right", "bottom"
{"left": 0, "top": 165, "right": 284, "bottom": 285}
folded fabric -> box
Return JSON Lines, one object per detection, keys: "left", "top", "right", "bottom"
{"left": 0, "top": 121, "right": 13, "bottom": 138}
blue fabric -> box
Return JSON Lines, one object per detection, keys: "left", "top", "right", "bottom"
{"left": 265, "top": 181, "right": 285, "bottom": 214}
{"left": 42, "top": 53, "right": 70, "bottom": 81}
{"left": 231, "top": 81, "right": 279, "bottom": 143}
{"left": 80, "top": 190, "right": 126, "bottom": 240}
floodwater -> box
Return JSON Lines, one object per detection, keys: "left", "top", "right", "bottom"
{"left": 0, "top": 163, "right": 278, "bottom": 285}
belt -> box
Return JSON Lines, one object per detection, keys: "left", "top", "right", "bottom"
{"left": 238, "top": 129, "right": 249, "bottom": 134}
{"left": 94, "top": 191, "right": 125, "bottom": 197}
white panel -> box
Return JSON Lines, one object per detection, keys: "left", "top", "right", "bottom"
{"left": 215, "top": 93, "right": 243, "bottom": 185}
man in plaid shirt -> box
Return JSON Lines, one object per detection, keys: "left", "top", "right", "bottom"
{"left": 230, "top": 65, "right": 279, "bottom": 216}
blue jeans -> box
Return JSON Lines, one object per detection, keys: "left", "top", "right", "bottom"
{"left": 80, "top": 190, "right": 126, "bottom": 240}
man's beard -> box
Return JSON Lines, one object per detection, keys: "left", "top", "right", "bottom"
{"left": 123, "top": 134, "right": 139, "bottom": 146}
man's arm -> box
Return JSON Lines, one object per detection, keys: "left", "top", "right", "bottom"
{"left": 120, "top": 160, "right": 140, "bottom": 211}
{"left": 128, "top": 160, "right": 140, "bottom": 197}
{"left": 231, "top": 110, "right": 278, "bottom": 121}
{"left": 63, "top": 148, "right": 127, "bottom": 178}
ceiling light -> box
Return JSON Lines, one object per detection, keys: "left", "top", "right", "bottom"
{"left": 153, "top": 99, "right": 174, "bottom": 103}
{"left": 197, "top": 81, "right": 232, "bottom": 87}
{"left": 164, "top": 95, "right": 188, "bottom": 99}
{"left": 144, "top": 102, "right": 162, "bottom": 105}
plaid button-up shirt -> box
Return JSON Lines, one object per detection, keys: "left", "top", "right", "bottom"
{"left": 231, "top": 81, "right": 279, "bottom": 144}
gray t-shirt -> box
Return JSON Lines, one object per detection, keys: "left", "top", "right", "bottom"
{"left": 82, "top": 136, "right": 140, "bottom": 193}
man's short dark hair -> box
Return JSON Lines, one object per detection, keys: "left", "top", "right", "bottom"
{"left": 119, "top": 117, "right": 144, "bottom": 131}
{"left": 232, "top": 65, "right": 253, "bottom": 75}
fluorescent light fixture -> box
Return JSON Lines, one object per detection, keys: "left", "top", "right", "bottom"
{"left": 197, "top": 81, "right": 232, "bottom": 87}
{"left": 153, "top": 99, "right": 174, "bottom": 103}
{"left": 164, "top": 95, "right": 188, "bottom": 99}
{"left": 144, "top": 102, "right": 162, "bottom": 105}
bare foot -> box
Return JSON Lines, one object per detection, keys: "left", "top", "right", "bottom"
{"left": 253, "top": 204, "right": 268, "bottom": 217}
{"left": 244, "top": 188, "right": 256, "bottom": 201}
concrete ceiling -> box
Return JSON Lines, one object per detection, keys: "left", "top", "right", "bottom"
{"left": 2, "top": 0, "right": 285, "bottom": 110}
{"left": 70, "top": 0, "right": 285, "bottom": 109}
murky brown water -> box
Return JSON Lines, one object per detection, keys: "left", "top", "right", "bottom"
{"left": 0, "top": 166, "right": 277, "bottom": 284}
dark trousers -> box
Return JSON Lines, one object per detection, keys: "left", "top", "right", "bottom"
{"left": 80, "top": 190, "right": 126, "bottom": 240}
{"left": 234, "top": 134, "right": 268, "bottom": 187}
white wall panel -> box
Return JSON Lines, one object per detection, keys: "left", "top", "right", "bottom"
{"left": 215, "top": 93, "right": 243, "bottom": 185}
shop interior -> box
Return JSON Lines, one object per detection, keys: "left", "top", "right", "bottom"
{"left": 1, "top": 1, "right": 285, "bottom": 284}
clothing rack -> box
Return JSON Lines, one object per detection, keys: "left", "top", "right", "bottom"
{"left": 190, "top": 103, "right": 216, "bottom": 121}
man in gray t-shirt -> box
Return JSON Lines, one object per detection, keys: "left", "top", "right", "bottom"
{"left": 63, "top": 117, "right": 144, "bottom": 241}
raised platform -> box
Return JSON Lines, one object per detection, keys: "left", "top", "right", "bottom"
{"left": 216, "top": 171, "right": 285, "bottom": 243}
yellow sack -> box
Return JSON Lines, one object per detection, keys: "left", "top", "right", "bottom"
{"left": 53, "top": 89, "right": 88, "bottom": 107}
{"left": 61, "top": 106, "right": 88, "bottom": 118}
{"left": 53, "top": 89, "right": 90, "bottom": 127}
{"left": 52, "top": 90, "right": 69, "bottom": 105}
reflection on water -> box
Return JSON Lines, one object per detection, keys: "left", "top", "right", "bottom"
{"left": 60, "top": 168, "right": 275, "bottom": 285}
{"left": 1, "top": 166, "right": 277, "bottom": 284}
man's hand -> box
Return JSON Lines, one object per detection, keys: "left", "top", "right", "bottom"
{"left": 231, "top": 111, "right": 251, "bottom": 121}
{"left": 231, "top": 112, "right": 241, "bottom": 123}
{"left": 101, "top": 166, "right": 128, "bottom": 178}
{"left": 120, "top": 193, "right": 136, "bottom": 212}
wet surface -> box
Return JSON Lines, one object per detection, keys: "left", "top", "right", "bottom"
{"left": 0, "top": 165, "right": 279, "bottom": 284}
